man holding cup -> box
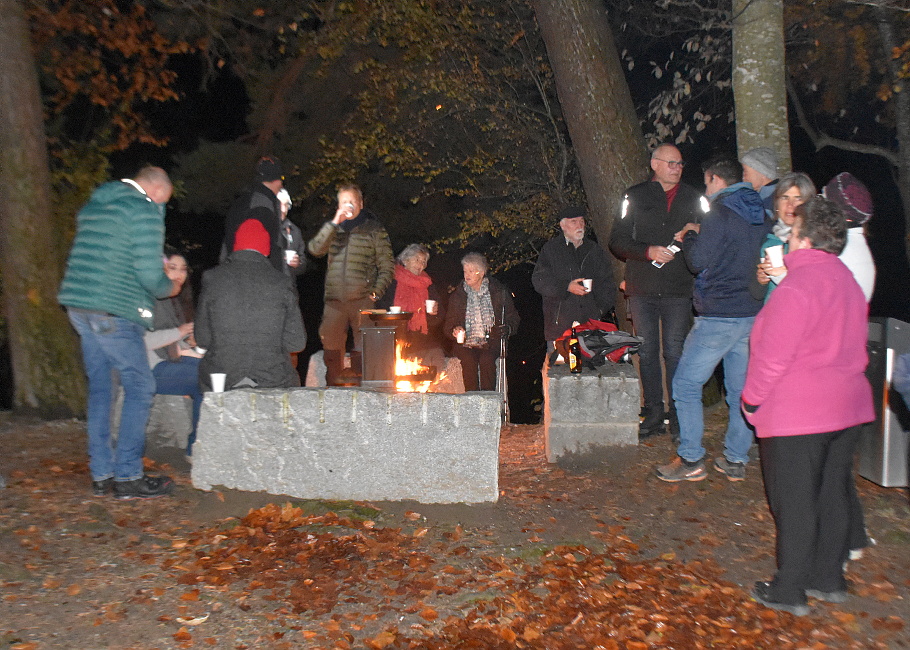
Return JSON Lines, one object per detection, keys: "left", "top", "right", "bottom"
{"left": 276, "top": 189, "right": 306, "bottom": 277}
{"left": 533, "top": 206, "right": 616, "bottom": 349}
{"left": 307, "top": 183, "right": 395, "bottom": 385}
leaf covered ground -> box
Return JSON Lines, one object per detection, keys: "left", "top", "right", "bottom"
{"left": 1, "top": 408, "right": 908, "bottom": 649}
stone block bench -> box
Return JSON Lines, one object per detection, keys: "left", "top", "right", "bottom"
{"left": 191, "top": 387, "right": 501, "bottom": 503}
{"left": 542, "top": 362, "right": 640, "bottom": 462}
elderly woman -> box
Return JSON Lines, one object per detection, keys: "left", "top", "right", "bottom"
{"left": 377, "top": 243, "right": 444, "bottom": 353}
{"left": 753, "top": 172, "right": 816, "bottom": 301}
{"left": 444, "top": 252, "right": 520, "bottom": 392}
{"left": 742, "top": 198, "right": 874, "bottom": 616}
{"left": 144, "top": 246, "right": 203, "bottom": 454}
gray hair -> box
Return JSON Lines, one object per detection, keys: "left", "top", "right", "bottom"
{"left": 773, "top": 172, "right": 816, "bottom": 205}
{"left": 398, "top": 243, "right": 430, "bottom": 265}
{"left": 461, "top": 252, "right": 488, "bottom": 272}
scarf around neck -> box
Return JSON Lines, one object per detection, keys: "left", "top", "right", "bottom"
{"left": 464, "top": 277, "right": 494, "bottom": 347}
{"left": 393, "top": 264, "right": 432, "bottom": 333}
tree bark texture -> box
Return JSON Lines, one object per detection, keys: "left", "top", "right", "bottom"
{"left": 0, "top": 0, "right": 86, "bottom": 416}
{"left": 733, "top": 0, "right": 791, "bottom": 170}
{"left": 531, "top": 0, "right": 648, "bottom": 324}
{"left": 873, "top": 4, "right": 910, "bottom": 259}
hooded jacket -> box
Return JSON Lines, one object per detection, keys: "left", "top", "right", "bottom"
{"left": 58, "top": 180, "right": 173, "bottom": 329}
{"left": 307, "top": 209, "right": 395, "bottom": 302}
{"left": 681, "top": 182, "right": 772, "bottom": 318}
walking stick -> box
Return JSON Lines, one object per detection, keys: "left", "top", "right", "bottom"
{"left": 497, "top": 288, "right": 510, "bottom": 424}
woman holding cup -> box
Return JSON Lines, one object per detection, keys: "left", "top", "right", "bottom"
{"left": 444, "top": 253, "right": 520, "bottom": 391}
{"left": 144, "top": 246, "right": 204, "bottom": 454}
{"left": 754, "top": 172, "right": 816, "bottom": 302}
{"left": 377, "top": 244, "right": 445, "bottom": 366}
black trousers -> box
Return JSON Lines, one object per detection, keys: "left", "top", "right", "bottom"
{"left": 759, "top": 425, "right": 862, "bottom": 604}
{"left": 454, "top": 345, "right": 497, "bottom": 391}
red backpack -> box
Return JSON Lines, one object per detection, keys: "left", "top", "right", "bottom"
{"left": 553, "top": 319, "right": 643, "bottom": 367}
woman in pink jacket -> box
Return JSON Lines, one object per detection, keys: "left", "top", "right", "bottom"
{"left": 742, "top": 197, "right": 874, "bottom": 616}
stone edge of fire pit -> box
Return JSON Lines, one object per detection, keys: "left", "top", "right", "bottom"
{"left": 191, "top": 387, "right": 500, "bottom": 503}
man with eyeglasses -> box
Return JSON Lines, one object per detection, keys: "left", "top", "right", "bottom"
{"left": 610, "top": 144, "right": 706, "bottom": 441}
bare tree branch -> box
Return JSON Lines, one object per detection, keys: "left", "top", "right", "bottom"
{"left": 787, "top": 76, "right": 900, "bottom": 166}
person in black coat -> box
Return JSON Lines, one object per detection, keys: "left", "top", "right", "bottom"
{"left": 220, "top": 156, "right": 286, "bottom": 272}
{"left": 197, "top": 219, "right": 306, "bottom": 390}
{"left": 444, "top": 253, "right": 520, "bottom": 392}
{"left": 533, "top": 206, "right": 616, "bottom": 344}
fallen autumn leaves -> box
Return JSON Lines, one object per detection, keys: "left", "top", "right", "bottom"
{"left": 164, "top": 502, "right": 871, "bottom": 649}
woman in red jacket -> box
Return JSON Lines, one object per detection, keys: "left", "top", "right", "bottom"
{"left": 742, "top": 197, "right": 874, "bottom": 616}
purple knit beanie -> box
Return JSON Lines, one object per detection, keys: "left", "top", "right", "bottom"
{"left": 823, "top": 172, "right": 873, "bottom": 227}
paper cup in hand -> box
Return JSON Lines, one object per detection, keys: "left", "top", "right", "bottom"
{"left": 210, "top": 373, "right": 226, "bottom": 393}
{"left": 456, "top": 330, "right": 465, "bottom": 344}
{"left": 765, "top": 245, "right": 784, "bottom": 268}
{"left": 582, "top": 279, "right": 593, "bottom": 292}
{"left": 425, "top": 299, "right": 437, "bottom": 314}
{"left": 284, "top": 249, "right": 296, "bottom": 264}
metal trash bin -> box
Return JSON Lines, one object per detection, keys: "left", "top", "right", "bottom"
{"left": 858, "top": 317, "right": 910, "bottom": 487}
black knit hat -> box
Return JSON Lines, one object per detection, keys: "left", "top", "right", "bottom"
{"left": 256, "top": 155, "right": 284, "bottom": 182}
{"left": 558, "top": 206, "right": 586, "bottom": 221}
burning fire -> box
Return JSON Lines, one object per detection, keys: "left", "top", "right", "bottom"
{"left": 394, "top": 343, "right": 442, "bottom": 392}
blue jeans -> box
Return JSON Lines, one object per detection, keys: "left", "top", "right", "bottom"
{"left": 672, "top": 316, "right": 754, "bottom": 464}
{"left": 152, "top": 356, "right": 202, "bottom": 453}
{"left": 629, "top": 295, "right": 692, "bottom": 414}
{"left": 68, "top": 310, "right": 155, "bottom": 482}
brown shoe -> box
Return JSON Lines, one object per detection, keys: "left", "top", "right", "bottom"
{"left": 656, "top": 456, "right": 707, "bottom": 482}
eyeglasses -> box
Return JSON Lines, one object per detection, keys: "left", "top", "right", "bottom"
{"left": 779, "top": 194, "right": 804, "bottom": 203}
{"left": 654, "top": 158, "right": 685, "bottom": 169}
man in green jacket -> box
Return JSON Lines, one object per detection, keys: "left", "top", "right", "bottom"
{"left": 59, "top": 166, "right": 178, "bottom": 501}
{"left": 308, "top": 183, "right": 394, "bottom": 385}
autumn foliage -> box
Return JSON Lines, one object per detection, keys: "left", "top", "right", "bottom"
{"left": 166, "top": 502, "right": 873, "bottom": 649}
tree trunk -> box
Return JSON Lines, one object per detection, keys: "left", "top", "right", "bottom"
{"left": 732, "top": 0, "right": 791, "bottom": 169}
{"left": 0, "top": 0, "right": 86, "bottom": 417}
{"left": 873, "top": 3, "right": 910, "bottom": 262}
{"left": 531, "top": 0, "right": 648, "bottom": 324}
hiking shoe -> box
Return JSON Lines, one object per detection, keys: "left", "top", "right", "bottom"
{"left": 656, "top": 456, "right": 707, "bottom": 482}
{"left": 751, "top": 581, "right": 810, "bottom": 616}
{"left": 805, "top": 589, "right": 848, "bottom": 604}
{"left": 92, "top": 477, "right": 114, "bottom": 497}
{"left": 113, "top": 475, "right": 175, "bottom": 501}
{"left": 714, "top": 457, "right": 746, "bottom": 481}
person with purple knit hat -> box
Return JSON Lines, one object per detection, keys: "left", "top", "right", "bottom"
{"left": 823, "top": 172, "right": 876, "bottom": 302}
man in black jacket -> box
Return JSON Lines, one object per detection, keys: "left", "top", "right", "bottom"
{"left": 532, "top": 206, "right": 615, "bottom": 345}
{"left": 609, "top": 144, "right": 706, "bottom": 439}
{"left": 221, "top": 156, "right": 286, "bottom": 272}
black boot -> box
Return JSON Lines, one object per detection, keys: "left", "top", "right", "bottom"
{"left": 639, "top": 404, "right": 668, "bottom": 439}
{"left": 323, "top": 349, "right": 343, "bottom": 386}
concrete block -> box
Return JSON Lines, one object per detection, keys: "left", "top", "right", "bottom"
{"left": 543, "top": 362, "right": 640, "bottom": 462}
{"left": 112, "top": 390, "right": 192, "bottom": 450}
{"left": 192, "top": 387, "right": 501, "bottom": 503}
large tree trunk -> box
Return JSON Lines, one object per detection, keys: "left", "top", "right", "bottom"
{"left": 531, "top": 0, "right": 648, "bottom": 324}
{"left": 873, "top": 3, "right": 910, "bottom": 262}
{"left": 732, "top": 0, "right": 791, "bottom": 169}
{"left": 0, "top": 0, "right": 85, "bottom": 417}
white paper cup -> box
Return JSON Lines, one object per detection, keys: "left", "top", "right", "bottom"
{"left": 284, "top": 249, "right": 296, "bottom": 264}
{"left": 425, "top": 299, "right": 437, "bottom": 314}
{"left": 388, "top": 306, "right": 402, "bottom": 314}
{"left": 456, "top": 330, "right": 465, "bottom": 344}
{"left": 765, "top": 245, "right": 784, "bottom": 268}
{"left": 582, "top": 279, "right": 593, "bottom": 292}
{"left": 210, "top": 373, "right": 226, "bottom": 393}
